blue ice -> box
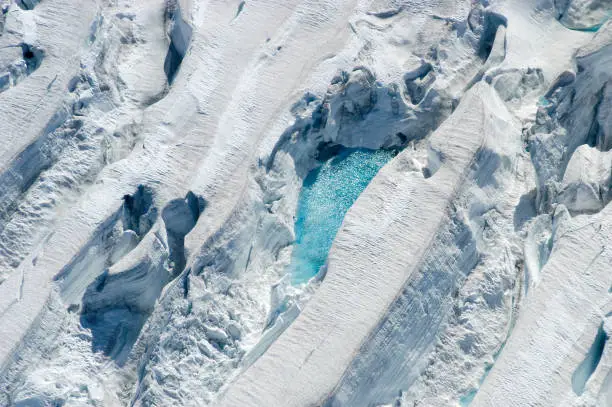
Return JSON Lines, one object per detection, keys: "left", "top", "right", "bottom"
{"left": 290, "top": 148, "right": 396, "bottom": 284}
{"left": 561, "top": 13, "right": 611, "bottom": 32}
{"left": 572, "top": 323, "right": 608, "bottom": 396}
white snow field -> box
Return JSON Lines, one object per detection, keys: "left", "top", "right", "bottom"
{"left": 0, "top": 0, "right": 610, "bottom": 406}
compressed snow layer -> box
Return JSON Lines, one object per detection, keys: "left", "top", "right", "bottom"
{"left": 0, "top": 0, "right": 610, "bottom": 405}
{"left": 472, "top": 205, "right": 612, "bottom": 406}
{"left": 291, "top": 148, "right": 396, "bottom": 283}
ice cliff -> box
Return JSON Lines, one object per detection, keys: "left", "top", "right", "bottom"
{"left": 0, "top": 0, "right": 610, "bottom": 406}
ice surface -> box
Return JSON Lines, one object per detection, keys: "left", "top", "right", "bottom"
{"left": 0, "top": 0, "right": 610, "bottom": 406}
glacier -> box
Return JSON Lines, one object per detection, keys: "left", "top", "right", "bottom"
{"left": 0, "top": 0, "right": 610, "bottom": 406}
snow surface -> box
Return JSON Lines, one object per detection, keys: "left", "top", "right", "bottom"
{"left": 0, "top": 0, "right": 610, "bottom": 406}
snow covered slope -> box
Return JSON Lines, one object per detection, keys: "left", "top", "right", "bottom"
{"left": 0, "top": 0, "right": 610, "bottom": 406}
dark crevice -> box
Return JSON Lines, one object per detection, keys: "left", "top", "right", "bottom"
{"left": 422, "top": 146, "right": 443, "bottom": 179}
{"left": 0, "top": 4, "right": 9, "bottom": 35}
{"left": 544, "top": 70, "right": 576, "bottom": 99}
{"left": 572, "top": 323, "right": 609, "bottom": 395}
{"left": 554, "top": 0, "right": 570, "bottom": 21}
{"left": 315, "top": 141, "right": 344, "bottom": 162}
{"left": 16, "top": 0, "right": 40, "bottom": 10}
{"left": 234, "top": 1, "right": 246, "bottom": 19}
{"left": 585, "top": 84, "right": 608, "bottom": 151}
{"left": 164, "top": 41, "right": 182, "bottom": 84}
{"left": 122, "top": 185, "right": 157, "bottom": 237}
{"left": 513, "top": 189, "right": 537, "bottom": 231}
{"left": 477, "top": 12, "right": 507, "bottom": 60}
{"left": 311, "top": 101, "right": 329, "bottom": 132}
{"left": 421, "top": 167, "right": 434, "bottom": 178}
{"left": 366, "top": 7, "right": 404, "bottom": 19}
{"left": 396, "top": 132, "right": 408, "bottom": 144}
{"left": 162, "top": 191, "right": 206, "bottom": 273}
{"left": 404, "top": 62, "right": 433, "bottom": 82}
{"left": 21, "top": 44, "right": 44, "bottom": 72}
{"left": 0, "top": 43, "right": 45, "bottom": 93}
{"left": 182, "top": 269, "right": 190, "bottom": 298}
{"left": 163, "top": 1, "right": 192, "bottom": 84}
{"left": 404, "top": 62, "right": 435, "bottom": 105}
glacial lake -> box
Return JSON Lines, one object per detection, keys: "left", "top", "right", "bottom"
{"left": 290, "top": 148, "right": 396, "bottom": 284}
